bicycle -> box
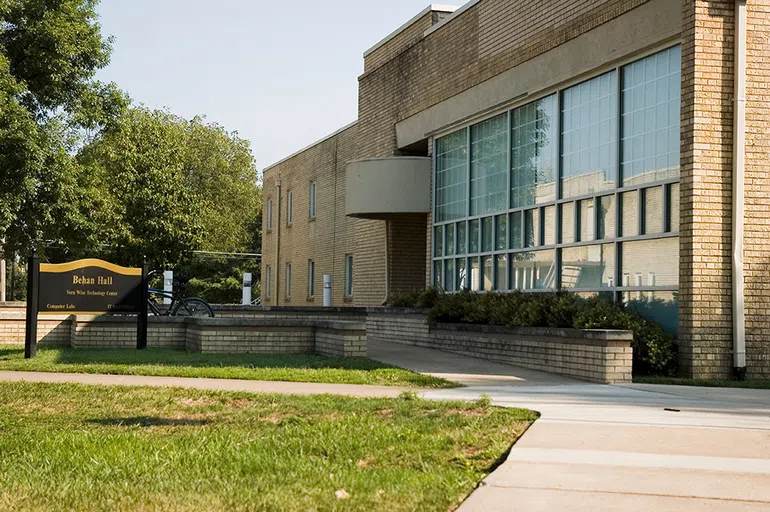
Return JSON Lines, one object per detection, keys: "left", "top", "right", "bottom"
{"left": 146, "top": 270, "right": 215, "bottom": 317}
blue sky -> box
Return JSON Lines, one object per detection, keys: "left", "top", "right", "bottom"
{"left": 95, "top": 0, "right": 448, "bottom": 173}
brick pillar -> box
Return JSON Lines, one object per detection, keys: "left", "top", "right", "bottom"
{"left": 744, "top": 0, "right": 770, "bottom": 378}
{"left": 679, "top": 0, "right": 735, "bottom": 378}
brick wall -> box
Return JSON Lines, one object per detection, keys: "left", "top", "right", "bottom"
{"left": 262, "top": 124, "right": 359, "bottom": 307}
{"left": 364, "top": 11, "right": 434, "bottom": 73}
{"left": 743, "top": 0, "right": 770, "bottom": 378}
{"left": 0, "top": 314, "right": 71, "bottom": 346}
{"left": 315, "top": 327, "right": 367, "bottom": 357}
{"left": 366, "top": 309, "right": 633, "bottom": 384}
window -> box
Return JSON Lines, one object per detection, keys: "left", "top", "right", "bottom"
{"left": 265, "top": 266, "right": 271, "bottom": 298}
{"left": 561, "top": 71, "right": 618, "bottom": 198}
{"left": 345, "top": 255, "right": 353, "bottom": 296}
{"left": 285, "top": 263, "right": 292, "bottom": 298}
{"left": 307, "top": 260, "right": 315, "bottom": 297}
{"left": 309, "top": 182, "right": 316, "bottom": 218}
{"left": 286, "top": 191, "right": 293, "bottom": 225}
{"left": 621, "top": 45, "right": 681, "bottom": 186}
{"left": 470, "top": 113, "right": 508, "bottom": 215}
{"left": 435, "top": 129, "right": 468, "bottom": 222}
{"left": 267, "top": 199, "right": 273, "bottom": 230}
{"left": 511, "top": 95, "right": 557, "bottom": 208}
{"left": 431, "top": 45, "right": 680, "bottom": 309}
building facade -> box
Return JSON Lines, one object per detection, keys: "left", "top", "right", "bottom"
{"left": 262, "top": 0, "right": 770, "bottom": 379}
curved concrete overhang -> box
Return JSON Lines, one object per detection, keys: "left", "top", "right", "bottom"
{"left": 346, "top": 157, "right": 431, "bottom": 219}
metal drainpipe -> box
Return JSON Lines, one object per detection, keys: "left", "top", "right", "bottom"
{"left": 274, "top": 176, "right": 282, "bottom": 307}
{"left": 732, "top": 0, "right": 747, "bottom": 380}
{"left": 382, "top": 220, "right": 390, "bottom": 305}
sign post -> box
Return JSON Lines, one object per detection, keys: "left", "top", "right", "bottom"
{"left": 24, "top": 251, "right": 40, "bottom": 359}
{"left": 137, "top": 258, "right": 149, "bottom": 350}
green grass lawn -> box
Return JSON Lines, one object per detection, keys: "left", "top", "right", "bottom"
{"left": 635, "top": 376, "right": 770, "bottom": 389}
{"left": 0, "top": 382, "right": 536, "bottom": 511}
{"left": 0, "top": 345, "right": 456, "bottom": 388}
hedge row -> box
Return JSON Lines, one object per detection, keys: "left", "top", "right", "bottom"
{"left": 388, "top": 288, "right": 677, "bottom": 377}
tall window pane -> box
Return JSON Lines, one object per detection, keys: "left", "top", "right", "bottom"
{"left": 511, "top": 95, "right": 557, "bottom": 208}
{"left": 457, "top": 222, "right": 467, "bottom": 255}
{"left": 621, "top": 238, "right": 678, "bottom": 287}
{"left": 345, "top": 255, "right": 353, "bottom": 296}
{"left": 621, "top": 45, "right": 681, "bottom": 186}
{"left": 482, "top": 217, "right": 494, "bottom": 253}
{"left": 445, "top": 224, "right": 455, "bottom": 256}
{"left": 435, "top": 129, "right": 468, "bottom": 222}
{"left": 309, "top": 182, "right": 316, "bottom": 218}
{"left": 561, "top": 71, "right": 618, "bottom": 198}
{"left": 433, "top": 226, "right": 444, "bottom": 257}
{"left": 470, "top": 114, "right": 508, "bottom": 215}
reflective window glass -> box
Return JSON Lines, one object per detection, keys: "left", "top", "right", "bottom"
{"left": 496, "top": 215, "right": 507, "bottom": 251}
{"left": 456, "top": 258, "right": 468, "bottom": 289}
{"left": 524, "top": 209, "right": 539, "bottom": 247}
{"left": 469, "top": 257, "right": 480, "bottom": 291}
{"left": 495, "top": 255, "right": 508, "bottom": 290}
{"left": 543, "top": 206, "right": 556, "bottom": 246}
{"left": 561, "top": 244, "right": 615, "bottom": 289}
{"left": 621, "top": 191, "right": 639, "bottom": 237}
{"left": 621, "top": 46, "right": 681, "bottom": 186}
{"left": 511, "top": 95, "right": 557, "bottom": 208}
{"left": 482, "top": 217, "right": 494, "bottom": 253}
{"left": 444, "top": 259, "right": 456, "bottom": 292}
{"left": 560, "top": 202, "right": 575, "bottom": 244}
{"left": 621, "top": 238, "right": 678, "bottom": 287}
{"left": 445, "top": 224, "right": 455, "bottom": 256}
{"left": 471, "top": 114, "right": 508, "bottom": 215}
{"left": 668, "top": 183, "right": 680, "bottom": 233}
{"left": 434, "top": 226, "right": 444, "bottom": 257}
{"left": 510, "top": 211, "right": 523, "bottom": 249}
{"left": 625, "top": 291, "right": 679, "bottom": 337}
{"left": 456, "top": 221, "right": 467, "bottom": 255}
{"left": 644, "top": 186, "right": 664, "bottom": 234}
{"left": 561, "top": 71, "right": 618, "bottom": 198}
{"left": 482, "top": 256, "right": 494, "bottom": 291}
{"left": 579, "top": 199, "right": 595, "bottom": 242}
{"left": 598, "top": 195, "right": 615, "bottom": 239}
{"left": 510, "top": 250, "right": 556, "bottom": 290}
{"left": 469, "top": 219, "right": 480, "bottom": 253}
{"left": 435, "top": 129, "right": 468, "bottom": 222}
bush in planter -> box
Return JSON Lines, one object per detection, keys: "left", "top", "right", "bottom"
{"left": 405, "top": 288, "right": 678, "bottom": 377}
{"left": 387, "top": 287, "right": 441, "bottom": 309}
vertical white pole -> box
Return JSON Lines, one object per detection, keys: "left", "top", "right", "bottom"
{"left": 243, "top": 272, "right": 252, "bottom": 305}
{"left": 163, "top": 270, "right": 173, "bottom": 305}
{"left": 323, "top": 274, "right": 332, "bottom": 307}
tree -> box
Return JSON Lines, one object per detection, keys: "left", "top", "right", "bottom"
{"left": 0, "top": 0, "right": 128, "bottom": 255}
{"left": 76, "top": 108, "right": 261, "bottom": 269}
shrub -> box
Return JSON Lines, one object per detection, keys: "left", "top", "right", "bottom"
{"left": 396, "top": 288, "right": 677, "bottom": 377}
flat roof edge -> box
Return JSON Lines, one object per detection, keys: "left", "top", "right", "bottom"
{"left": 363, "top": 4, "right": 460, "bottom": 59}
{"left": 424, "top": 0, "right": 480, "bottom": 38}
{"left": 263, "top": 121, "right": 359, "bottom": 173}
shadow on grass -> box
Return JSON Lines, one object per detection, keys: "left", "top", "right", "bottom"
{"left": 87, "top": 416, "right": 210, "bottom": 427}
{"left": 46, "top": 347, "right": 399, "bottom": 372}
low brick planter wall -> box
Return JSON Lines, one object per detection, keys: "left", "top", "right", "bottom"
{"left": 367, "top": 309, "right": 632, "bottom": 384}
{"left": 0, "top": 307, "right": 367, "bottom": 358}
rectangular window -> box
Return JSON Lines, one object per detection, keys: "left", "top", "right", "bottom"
{"left": 481, "top": 255, "right": 493, "bottom": 291}
{"left": 457, "top": 222, "right": 467, "bottom": 255}
{"left": 456, "top": 258, "right": 467, "bottom": 289}
{"left": 509, "top": 211, "right": 522, "bottom": 249}
{"left": 307, "top": 260, "right": 315, "bottom": 297}
{"left": 510, "top": 250, "right": 556, "bottom": 290}
{"left": 643, "top": 186, "right": 664, "bottom": 234}
{"left": 435, "top": 129, "right": 468, "bottom": 222}
{"left": 495, "top": 254, "right": 508, "bottom": 290}
{"left": 597, "top": 195, "right": 615, "bottom": 239}
{"left": 445, "top": 224, "right": 455, "bottom": 256}
{"left": 579, "top": 199, "right": 595, "bottom": 242}
{"left": 621, "top": 238, "right": 678, "bottom": 287}
{"left": 481, "top": 217, "right": 494, "bottom": 253}
{"left": 267, "top": 199, "right": 273, "bottom": 231}
{"left": 621, "top": 45, "right": 681, "bottom": 186}
{"left": 444, "top": 259, "right": 456, "bottom": 292}
{"left": 286, "top": 191, "right": 293, "bottom": 225}
{"left": 561, "top": 71, "right": 618, "bottom": 198}
{"left": 309, "top": 182, "right": 316, "bottom": 218}
{"left": 433, "top": 225, "right": 444, "bottom": 257}
{"left": 543, "top": 206, "right": 556, "bottom": 246}
{"left": 667, "top": 182, "right": 680, "bottom": 232}
{"left": 511, "top": 94, "right": 557, "bottom": 208}
{"left": 285, "top": 263, "right": 292, "bottom": 298}
{"left": 470, "top": 113, "right": 508, "bottom": 216}
{"left": 345, "top": 255, "right": 353, "bottom": 297}
{"left": 561, "top": 244, "right": 615, "bottom": 289}
{"left": 265, "top": 266, "right": 271, "bottom": 298}
{"left": 560, "top": 202, "right": 575, "bottom": 244}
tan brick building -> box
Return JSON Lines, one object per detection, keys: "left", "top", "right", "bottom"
{"left": 262, "top": 0, "right": 770, "bottom": 379}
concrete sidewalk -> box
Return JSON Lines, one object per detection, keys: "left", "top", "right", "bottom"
{"left": 0, "top": 371, "right": 410, "bottom": 398}
{"left": 369, "top": 340, "right": 770, "bottom": 511}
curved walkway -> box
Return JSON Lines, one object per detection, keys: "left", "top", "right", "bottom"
{"left": 369, "top": 340, "right": 770, "bottom": 511}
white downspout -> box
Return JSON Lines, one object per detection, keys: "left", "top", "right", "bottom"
{"left": 274, "top": 176, "right": 282, "bottom": 307}
{"left": 732, "top": 0, "right": 747, "bottom": 379}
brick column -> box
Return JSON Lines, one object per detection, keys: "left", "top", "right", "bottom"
{"left": 679, "top": 0, "right": 735, "bottom": 378}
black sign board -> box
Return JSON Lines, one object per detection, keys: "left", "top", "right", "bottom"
{"left": 25, "top": 255, "right": 150, "bottom": 358}
{"left": 39, "top": 259, "right": 143, "bottom": 314}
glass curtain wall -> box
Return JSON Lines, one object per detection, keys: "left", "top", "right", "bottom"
{"left": 432, "top": 45, "right": 681, "bottom": 333}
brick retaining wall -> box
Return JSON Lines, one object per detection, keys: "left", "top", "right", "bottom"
{"left": 366, "top": 309, "right": 633, "bottom": 384}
